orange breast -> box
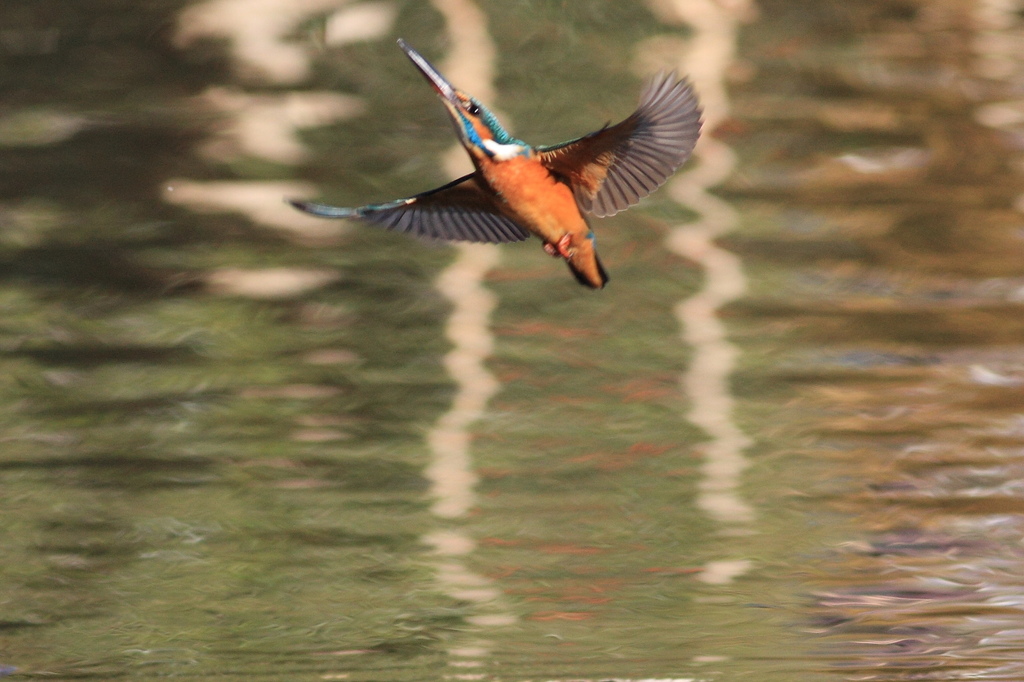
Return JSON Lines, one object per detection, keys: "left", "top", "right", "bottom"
{"left": 480, "top": 156, "right": 588, "bottom": 243}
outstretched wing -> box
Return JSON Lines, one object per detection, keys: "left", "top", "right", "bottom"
{"left": 288, "top": 173, "right": 531, "bottom": 244}
{"left": 538, "top": 72, "right": 702, "bottom": 218}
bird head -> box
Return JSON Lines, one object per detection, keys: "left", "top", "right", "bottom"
{"left": 398, "top": 39, "right": 527, "bottom": 161}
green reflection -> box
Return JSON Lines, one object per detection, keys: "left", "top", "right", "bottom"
{"left": 4, "top": 0, "right": 1024, "bottom": 680}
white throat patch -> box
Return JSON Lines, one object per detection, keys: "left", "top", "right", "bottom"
{"left": 482, "top": 139, "right": 526, "bottom": 161}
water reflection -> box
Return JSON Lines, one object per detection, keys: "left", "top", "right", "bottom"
{"left": 164, "top": 179, "right": 340, "bottom": 242}
{"left": 647, "top": 0, "right": 758, "bottom": 534}
{"left": 724, "top": 0, "right": 1024, "bottom": 678}
{"left": 175, "top": 0, "right": 398, "bottom": 84}
{"left": 420, "top": 2, "right": 517, "bottom": 674}
{"left": 6, "top": 0, "right": 1024, "bottom": 680}
{"left": 194, "top": 88, "right": 363, "bottom": 164}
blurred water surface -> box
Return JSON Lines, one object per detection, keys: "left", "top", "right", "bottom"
{"left": 3, "top": 0, "right": 1024, "bottom": 680}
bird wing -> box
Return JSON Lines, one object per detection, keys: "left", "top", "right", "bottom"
{"left": 288, "top": 173, "right": 531, "bottom": 244}
{"left": 537, "top": 72, "right": 702, "bottom": 218}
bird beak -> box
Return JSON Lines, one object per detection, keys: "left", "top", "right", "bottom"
{"left": 397, "top": 39, "right": 459, "bottom": 107}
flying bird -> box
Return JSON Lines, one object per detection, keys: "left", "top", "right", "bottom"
{"left": 289, "top": 39, "right": 702, "bottom": 289}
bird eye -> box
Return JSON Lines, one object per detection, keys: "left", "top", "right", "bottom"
{"left": 466, "top": 102, "right": 481, "bottom": 116}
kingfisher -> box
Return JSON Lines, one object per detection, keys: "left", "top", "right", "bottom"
{"left": 288, "top": 39, "right": 702, "bottom": 289}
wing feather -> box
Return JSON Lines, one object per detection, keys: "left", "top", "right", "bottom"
{"left": 288, "top": 173, "right": 531, "bottom": 244}
{"left": 538, "top": 72, "right": 702, "bottom": 217}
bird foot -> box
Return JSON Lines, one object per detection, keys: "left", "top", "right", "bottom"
{"left": 543, "top": 235, "right": 573, "bottom": 259}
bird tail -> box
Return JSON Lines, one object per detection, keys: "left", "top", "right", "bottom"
{"left": 566, "top": 250, "right": 609, "bottom": 289}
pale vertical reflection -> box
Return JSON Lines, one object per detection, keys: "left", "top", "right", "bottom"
{"left": 671, "top": 139, "right": 755, "bottom": 529}
{"left": 422, "top": 0, "right": 517, "bottom": 669}
{"left": 425, "top": 245, "right": 498, "bottom": 519}
{"left": 641, "top": 0, "right": 758, "bottom": 534}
